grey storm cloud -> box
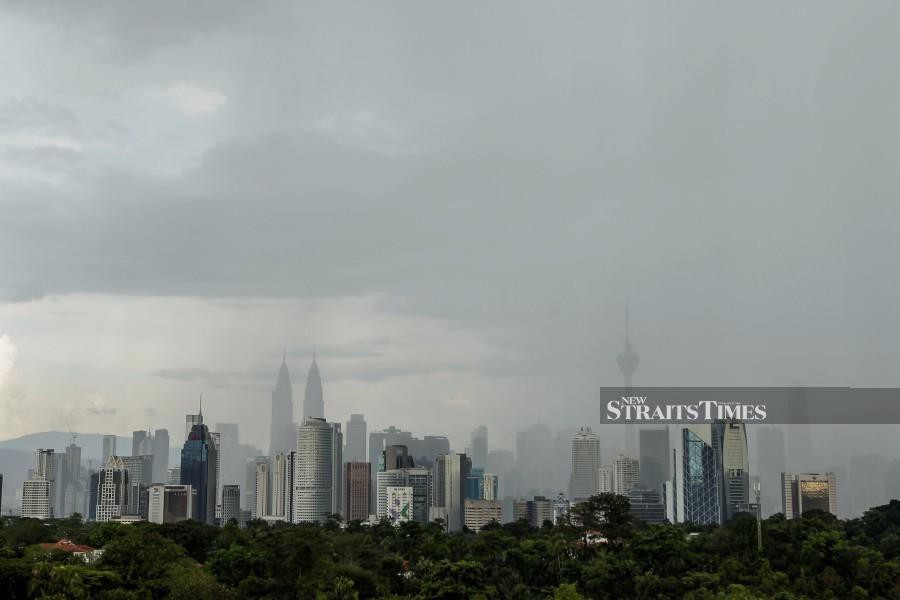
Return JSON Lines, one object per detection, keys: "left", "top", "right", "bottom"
{"left": 1, "top": 0, "right": 900, "bottom": 430}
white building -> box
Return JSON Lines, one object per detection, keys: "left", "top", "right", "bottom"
{"left": 376, "top": 470, "right": 407, "bottom": 520}
{"left": 294, "top": 418, "right": 333, "bottom": 523}
{"left": 386, "top": 486, "right": 414, "bottom": 524}
{"left": 147, "top": 484, "right": 195, "bottom": 524}
{"left": 22, "top": 477, "right": 53, "bottom": 520}
{"left": 570, "top": 427, "right": 601, "bottom": 502}
{"left": 597, "top": 466, "right": 613, "bottom": 494}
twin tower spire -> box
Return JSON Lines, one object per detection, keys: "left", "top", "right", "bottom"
{"left": 269, "top": 350, "right": 324, "bottom": 454}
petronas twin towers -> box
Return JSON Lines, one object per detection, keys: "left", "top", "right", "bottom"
{"left": 269, "top": 351, "right": 325, "bottom": 455}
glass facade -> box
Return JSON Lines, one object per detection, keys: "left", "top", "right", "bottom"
{"left": 682, "top": 427, "right": 722, "bottom": 525}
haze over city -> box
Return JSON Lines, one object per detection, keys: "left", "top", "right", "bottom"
{"left": 2, "top": 2, "right": 900, "bottom": 495}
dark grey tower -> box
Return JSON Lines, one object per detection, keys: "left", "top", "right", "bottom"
{"left": 269, "top": 350, "right": 295, "bottom": 454}
{"left": 303, "top": 352, "right": 324, "bottom": 421}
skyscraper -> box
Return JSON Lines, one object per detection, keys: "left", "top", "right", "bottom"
{"left": 569, "top": 427, "right": 601, "bottom": 502}
{"left": 639, "top": 428, "right": 670, "bottom": 494}
{"left": 271, "top": 452, "right": 288, "bottom": 518}
{"left": 432, "top": 453, "right": 471, "bottom": 532}
{"left": 96, "top": 456, "right": 129, "bottom": 522}
{"left": 597, "top": 466, "right": 613, "bottom": 494}
{"left": 681, "top": 425, "right": 722, "bottom": 525}
{"left": 344, "top": 414, "right": 367, "bottom": 462}
{"left": 613, "top": 454, "right": 640, "bottom": 495}
{"left": 616, "top": 306, "right": 640, "bottom": 457}
{"left": 147, "top": 484, "right": 195, "bottom": 525}
{"left": 303, "top": 354, "right": 324, "bottom": 421}
{"left": 471, "top": 426, "right": 488, "bottom": 471}
{"left": 269, "top": 352, "right": 295, "bottom": 455}
{"left": 781, "top": 472, "right": 837, "bottom": 519}
{"left": 102, "top": 435, "right": 116, "bottom": 465}
{"left": 132, "top": 430, "right": 150, "bottom": 456}
{"left": 222, "top": 484, "right": 241, "bottom": 526}
{"left": 294, "top": 417, "right": 333, "bottom": 523}
{"left": 330, "top": 422, "right": 343, "bottom": 516}
{"left": 720, "top": 421, "right": 750, "bottom": 520}
{"left": 151, "top": 429, "right": 169, "bottom": 484}
{"left": 179, "top": 406, "right": 218, "bottom": 524}
{"left": 343, "top": 462, "right": 371, "bottom": 522}
{"left": 61, "top": 442, "right": 83, "bottom": 518}
{"left": 254, "top": 456, "right": 271, "bottom": 518}
{"left": 22, "top": 478, "right": 52, "bottom": 519}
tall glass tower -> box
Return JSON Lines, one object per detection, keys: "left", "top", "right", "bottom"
{"left": 180, "top": 405, "right": 218, "bottom": 524}
{"left": 681, "top": 425, "right": 722, "bottom": 525}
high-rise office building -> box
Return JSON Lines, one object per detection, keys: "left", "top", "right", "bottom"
{"left": 294, "top": 417, "right": 333, "bottom": 523}
{"left": 102, "top": 435, "right": 116, "bottom": 465}
{"left": 513, "top": 495, "right": 554, "bottom": 527}
{"left": 471, "top": 426, "right": 488, "bottom": 471}
{"left": 179, "top": 410, "right": 218, "bottom": 524}
{"left": 386, "top": 486, "right": 414, "bottom": 524}
{"left": 382, "top": 445, "right": 415, "bottom": 471}
{"left": 613, "top": 454, "right": 640, "bottom": 495}
{"left": 344, "top": 414, "right": 367, "bottom": 462}
{"left": 681, "top": 425, "right": 722, "bottom": 526}
{"left": 639, "top": 427, "right": 670, "bottom": 494}
{"left": 132, "top": 430, "right": 150, "bottom": 456}
{"left": 151, "top": 429, "right": 169, "bottom": 484}
{"left": 376, "top": 469, "right": 407, "bottom": 519}
{"left": 482, "top": 473, "right": 499, "bottom": 501}
{"left": 433, "top": 453, "right": 471, "bottom": 532}
{"left": 269, "top": 353, "right": 295, "bottom": 455}
{"left": 61, "top": 442, "right": 83, "bottom": 518}
{"left": 254, "top": 456, "right": 271, "bottom": 518}
{"left": 720, "top": 422, "right": 750, "bottom": 520}
{"left": 147, "top": 484, "right": 195, "bottom": 524}
{"left": 271, "top": 452, "right": 288, "bottom": 518}
{"left": 185, "top": 414, "right": 202, "bottom": 440}
{"left": 627, "top": 488, "right": 666, "bottom": 524}
{"left": 343, "top": 462, "right": 371, "bottom": 522}
{"left": 597, "top": 466, "right": 613, "bottom": 494}
{"left": 96, "top": 456, "right": 130, "bottom": 522}
{"left": 222, "top": 484, "right": 241, "bottom": 526}
{"left": 569, "top": 427, "right": 601, "bottom": 502}
{"left": 88, "top": 471, "right": 99, "bottom": 520}
{"left": 330, "top": 422, "right": 343, "bottom": 517}
{"left": 782, "top": 472, "right": 837, "bottom": 519}
{"left": 464, "top": 499, "right": 502, "bottom": 532}
{"left": 22, "top": 477, "right": 53, "bottom": 520}
{"left": 303, "top": 354, "right": 324, "bottom": 421}
{"left": 167, "top": 468, "right": 181, "bottom": 485}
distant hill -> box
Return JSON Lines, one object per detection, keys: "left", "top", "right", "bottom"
{"left": 0, "top": 448, "right": 34, "bottom": 514}
{"left": 0, "top": 431, "right": 132, "bottom": 463}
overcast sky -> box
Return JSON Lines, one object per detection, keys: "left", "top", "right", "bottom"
{"left": 1, "top": 2, "right": 899, "bottom": 455}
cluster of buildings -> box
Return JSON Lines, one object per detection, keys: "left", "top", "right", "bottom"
{"left": 12, "top": 323, "right": 846, "bottom": 529}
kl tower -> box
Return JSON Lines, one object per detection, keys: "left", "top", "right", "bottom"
{"left": 616, "top": 306, "right": 640, "bottom": 456}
